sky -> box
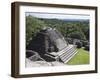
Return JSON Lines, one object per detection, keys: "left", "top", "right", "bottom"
{"left": 26, "top": 12, "right": 90, "bottom": 20}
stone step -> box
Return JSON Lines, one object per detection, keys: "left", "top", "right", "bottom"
{"left": 58, "top": 45, "right": 75, "bottom": 56}
{"left": 48, "top": 45, "right": 74, "bottom": 56}
{"left": 46, "top": 45, "right": 78, "bottom": 63}
{"left": 60, "top": 46, "right": 76, "bottom": 58}
{"left": 60, "top": 49, "right": 76, "bottom": 61}
{"left": 60, "top": 49, "right": 77, "bottom": 63}
{"left": 64, "top": 51, "right": 78, "bottom": 63}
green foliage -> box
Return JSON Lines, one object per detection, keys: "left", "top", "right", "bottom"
{"left": 26, "top": 15, "right": 47, "bottom": 45}
{"left": 68, "top": 32, "right": 82, "bottom": 40}
{"left": 26, "top": 15, "right": 89, "bottom": 45}
{"left": 75, "top": 41, "right": 83, "bottom": 48}
{"left": 41, "top": 18, "right": 89, "bottom": 40}
{"left": 84, "top": 45, "right": 89, "bottom": 51}
{"left": 67, "top": 48, "right": 89, "bottom": 65}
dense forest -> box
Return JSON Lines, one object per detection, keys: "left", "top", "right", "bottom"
{"left": 26, "top": 15, "right": 89, "bottom": 48}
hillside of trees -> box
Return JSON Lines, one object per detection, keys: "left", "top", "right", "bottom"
{"left": 26, "top": 15, "right": 89, "bottom": 48}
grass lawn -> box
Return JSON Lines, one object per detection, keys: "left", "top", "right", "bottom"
{"left": 67, "top": 48, "right": 89, "bottom": 65}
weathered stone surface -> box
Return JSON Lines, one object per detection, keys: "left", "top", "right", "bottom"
{"left": 26, "top": 58, "right": 66, "bottom": 67}
{"left": 26, "top": 27, "right": 77, "bottom": 63}
{"left": 26, "top": 27, "right": 68, "bottom": 62}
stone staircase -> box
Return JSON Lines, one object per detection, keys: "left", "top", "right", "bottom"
{"left": 47, "top": 45, "right": 78, "bottom": 63}
{"left": 59, "top": 45, "right": 78, "bottom": 63}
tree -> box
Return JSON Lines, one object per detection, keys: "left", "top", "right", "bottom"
{"left": 68, "top": 32, "right": 82, "bottom": 40}
{"left": 26, "top": 15, "right": 47, "bottom": 45}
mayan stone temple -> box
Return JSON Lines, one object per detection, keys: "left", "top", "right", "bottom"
{"left": 26, "top": 27, "right": 78, "bottom": 67}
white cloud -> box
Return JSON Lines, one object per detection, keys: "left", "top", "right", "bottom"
{"left": 26, "top": 12, "right": 90, "bottom": 20}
